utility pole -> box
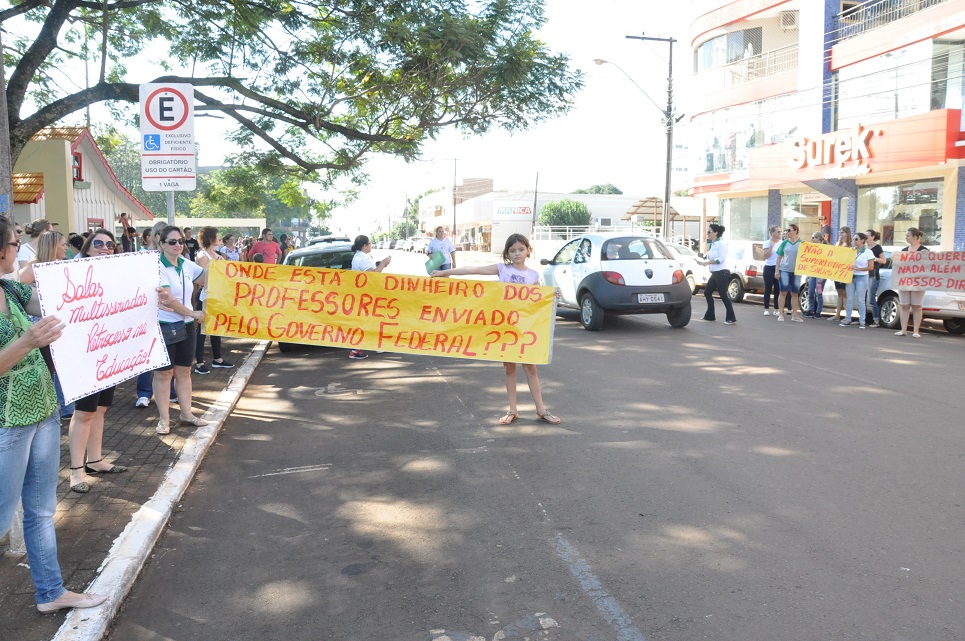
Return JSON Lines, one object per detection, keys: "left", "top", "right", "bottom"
{"left": 626, "top": 34, "right": 680, "bottom": 242}
{"left": 451, "top": 159, "right": 459, "bottom": 241}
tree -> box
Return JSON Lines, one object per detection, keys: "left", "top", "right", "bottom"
{"left": 2, "top": 1, "right": 583, "bottom": 183}
{"left": 538, "top": 199, "right": 592, "bottom": 227}
{"left": 572, "top": 183, "right": 623, "bottom": 195}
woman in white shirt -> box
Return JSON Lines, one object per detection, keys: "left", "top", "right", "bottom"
{"left": 348, "top": 235, "right": 391, "bottom": 359}
{"left": 698, "top": 224, "right": 736, "bottom": 324}
{"left": 840, "top": 232, "right": 875, "bottom": 328}
{"left": 760, "top": 224, "right": 782, "bottom": 315}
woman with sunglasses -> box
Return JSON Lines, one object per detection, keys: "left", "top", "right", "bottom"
{"left": 775, "top": 223, "right": 805, "bottom": 322}
{"left": 154, "top": 226, "right": 207, "bottom": 434}
{"left": 0, "top": 216, "right": 108, "bottom": 613}
{"left": 840, "top": 232, "right": 875, "bottom": 328}
{"left": 67, "top": 230, "right": 128, "bottom": 493}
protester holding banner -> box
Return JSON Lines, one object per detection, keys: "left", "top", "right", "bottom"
{"left": 896, "top": 227, "right": 928, "bottom": 338}
{"left": 348, "top": 235, "right": 392, "bottom": 360}
{"left": 193, "top": 226, "right": 233, "bottom": 375}
{"left": 66, "top": 230, "right": 129, "bottom": 493}
{"left": 0, "top": 216, "right": 108, "bottom": 614}
{"left": 432, "top": 233, "right": 562, "bottom": 426}
{"left": 829, "top": 227, "right": 853, "bottom": 322}
{"left": 803, "top": 232, "right": 827, "bottom": 318}
{"left": 776, "top": 223, "right": 805, "bottom": 322}
{"left": 134, "top": 221, "right": 171, "bottom": 408}
{"left": 427, "top": 226, "right": 457, "bottom": 271}
{"left": 153, "top": 226, "right": 208, "bottom": 434}
{"left": 698, "top": 223, "right": 737, "bottom": 325}
{"left": 760, "top": 225, "right": 782, "bottom": 315}
{"left": 865, "top": 229, "right": 888, "bottom": 328}
{"left": 840, "top": 232, "right": 875, "bottom": 328}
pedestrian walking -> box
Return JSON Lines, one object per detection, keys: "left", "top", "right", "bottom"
{"left": 895, "top": 227, "right": 928, "bottom": 338}
{"left": 0, "top": 215, "right": 108, "bottom": 614}
{"left": 67, "top": 230, "right": 128, "bottom": 493}
{"left": 776, "top": 223, "right": 805, "bottom": 322}
{"left": 761, "top": 224, "right": 781, "bottom": 315}
{"left": 431, "top": 233, "right": 561, "bottom": 425}
{"left": 698, "top": 223, "right": 736, "bottom": 324}
{"left": 840, "top": 232, "right": 875, "bottom": 329}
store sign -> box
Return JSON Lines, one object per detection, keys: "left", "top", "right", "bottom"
{"left": 789, "top": 124, "right": 879, "bottom": 179}
{"left": 494, "top": 204, "right": 533, "bottom": 221}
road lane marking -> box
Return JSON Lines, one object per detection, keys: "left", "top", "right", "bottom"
{"left": 553, "top": 534, "right": 648, "bottom": 641}
{"left": 248, "top": 464, "right": 331, "bottom": 478}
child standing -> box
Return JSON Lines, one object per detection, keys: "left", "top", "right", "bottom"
{"left": 432, "top": 233, "right": 561, "bottom": 425}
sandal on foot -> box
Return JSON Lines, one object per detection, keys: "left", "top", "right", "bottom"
{"left": 69, "top": 465, "right": 90, "bottom": 493}
{"left": 84, "top": 459, "right": 127, "bottom": 474}
{"left": 895, "top": 331, "right": 906, "bottom": 336}
{"left": 498, "top": 412, "right": 518, "bottom": 425}
{"left": 156, "top": 420, "right": 170, "bottom": 435}
{"left": 179, "top": 415, "right": 209, "bottom": 427}
{"left": 535, "top": 411, "right": 562, "bottom": 425}
{"left": 912, "top": 333, "right": 921, "bottom": 338}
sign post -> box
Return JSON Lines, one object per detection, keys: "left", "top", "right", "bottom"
{"left": 139, "top": 83, "right": 196, "bottom": 222}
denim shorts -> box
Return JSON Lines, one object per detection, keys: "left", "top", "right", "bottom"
{"left": 779, "top": 270, "right": 800, "bottom": 292}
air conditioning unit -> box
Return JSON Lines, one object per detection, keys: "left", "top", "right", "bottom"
{"left": 780, "top": 10, "right": 800, "bottom": 30}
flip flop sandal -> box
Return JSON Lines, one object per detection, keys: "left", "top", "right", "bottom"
{"left": 498, "top": 412, "right": 518, "bottom": 425}
{"left": 536, "top": 412, "right": 562, "bottom": 425}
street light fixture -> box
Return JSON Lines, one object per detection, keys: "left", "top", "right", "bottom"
{"left": 596, "top": 35, "right": 683, "bottom": 241}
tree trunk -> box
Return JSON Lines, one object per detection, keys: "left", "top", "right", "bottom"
{"left": 0, "top": 31, "right": 15, "bottom": 222}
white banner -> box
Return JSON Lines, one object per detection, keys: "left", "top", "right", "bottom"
{"left": 33, "top": 252, "right": 170, "bottom": 404}
{"left": 892, "top": 250, "right": 965, "bottom": 292}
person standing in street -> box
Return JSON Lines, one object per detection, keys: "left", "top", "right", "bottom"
{"left": 193, "top": 227, "right": 234, "bottom": 374}
{"left": 865, "top": 229, "right": 888, "bottom": 327}
{"left": 426, "top": 226, "right": 457, "bottom": 270}
{"left": 0, "top": 215, "right": 108, "bottom": 614}
{"left": 348, "top": 235, "right": 391, "bottom": 360}
{"left": 761, "top": 224, "right": 781, "bottom": 315}
{"left": 829, "top": 226, "right": 853, "bottom": 322}
{"left": 776, "top": 223, "right": 804, "bottom": 322}
{"left": 840, "top": 232, "right": 875, "bottom": 329}
{"left": 181, "top": 227, "right": 200, "bottom": 262}
{"left": 895, "top": 227, "right": 928, "bottom": 338}
{"left": 698, "top": 223, "right": 736, "bottom": 324}
{"left": 250, "top": 228, "right": 282, "bottom": 264}
{"left": 18, "top": 218, "right": 57, "bottom": 268}
{"left": 803, "top": 231, "right": 827, "bottom": 318}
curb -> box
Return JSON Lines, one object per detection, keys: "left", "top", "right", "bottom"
{"left": 51, "top": 340, "right": 270, "bottom": 641}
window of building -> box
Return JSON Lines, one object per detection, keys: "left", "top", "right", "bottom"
{"left": 856, "top": 179, "right": 943, "bottom": 246}
{"left": 72, "top": 153, "right": 83, "bottom": 181}
{"left": 694, "top": 28, "right": 762, "bottom": 74}
{"left": 720, "top": 196, "right": 768, "bottom": 241}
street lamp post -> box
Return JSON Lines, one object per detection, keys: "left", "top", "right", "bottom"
{"left": 624, "top": 34, "right": 682, "bottom": 242}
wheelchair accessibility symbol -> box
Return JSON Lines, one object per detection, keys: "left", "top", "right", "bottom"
{"left": 142, "top": 134, "right": 161, "bottom": 151}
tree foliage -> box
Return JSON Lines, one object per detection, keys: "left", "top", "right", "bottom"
{"left": 538, "top": 198, "right": 591, "bottom": 227}
{"left": 572, "top": 183, "right": 622, "bottom": 195}
{"left": 3, "top": 1, "right": 583, "bottom": 184}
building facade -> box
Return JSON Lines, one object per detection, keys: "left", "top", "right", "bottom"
{"left": 688, "top": 0, "right": 965, "bottom": 249}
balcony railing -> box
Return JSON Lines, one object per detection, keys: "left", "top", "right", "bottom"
{"left": 837, "top": 0, "right": 950, "bottom": 41}
{"left": 723, "top": 44, "right": 799, "bottom": 87}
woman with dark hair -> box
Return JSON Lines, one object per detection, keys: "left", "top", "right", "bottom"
{"left": 840, "top": 232, "right": 875, "bottom": 328}
{"left": 829, "top": 226, "right": 853, "bottom": 322}
{"left": 896, "top": 227, "right": 928, "bottom": 338}
{"left": 776, "top": 223, "right": 804, "bottom": 322}
{"left": 760, "top": 224, "right": 782, "bottom": 315}
{"left": 193, "top": 226, "right": 233, "bottom": 374}
{"left": 154, "top": 225, "right": 207, "bottom": 434}
{"left": 67, "top": 229, "right": 128, "bottom": 493}
{"left": 348, "top": 235, "right": 391, "bottom": 359}
{"left": 0, "top": 215, "right": 108, "bottom": 613}
{"left": 698, "top": 223, "right": 736, "bottom": 324}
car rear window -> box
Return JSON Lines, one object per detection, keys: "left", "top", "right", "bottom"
{"left": 602, "top": 238, "right": 672, "bottom": 260}
{"left": 293, "top": 250, "right": 355, "bottom": 270}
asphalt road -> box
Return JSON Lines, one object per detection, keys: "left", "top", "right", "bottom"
{"left": 109, "top": 260, "right": 965, "bottom": 641}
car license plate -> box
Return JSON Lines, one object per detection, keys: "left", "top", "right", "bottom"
{"left": 958, "top": 301, "right": 965, "bottom": 311}
{"left": 638, "top": 293, "right": 665, "bottom": 303}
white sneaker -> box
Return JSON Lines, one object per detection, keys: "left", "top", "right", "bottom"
{"left": 135, "top": 397, "right": 150, "bottom": 408}
{"left": 763, "top": 310, "right": 770, "bottom": 316}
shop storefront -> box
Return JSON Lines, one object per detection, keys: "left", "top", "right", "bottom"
{"left": 692, "top": 109, "right": 965, "bottom": 249}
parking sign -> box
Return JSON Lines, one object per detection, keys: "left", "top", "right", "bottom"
{"left": 139, "top": 83, "right": 196, "bottom": 191}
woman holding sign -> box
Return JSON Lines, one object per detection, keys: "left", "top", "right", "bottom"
{"left": 431, "top": 234, "right": 561, "bottom": 426}
{"left": 155, "top": 226, "right": 208, "bottom": 434}
{"left": 0, "top": 216, "right": 108, "bottom": 613}
{"left": 67, "top": 230, "right": 128, "bottom": 494}
{"left": 776, "top": 223, "right": 805, "bottom": 322}
{"left": 896, "top": 227, "right": 928, "bottom": 338}
{"left": 839, "top": 232, "right": 875, "bottom": 328}
{"left": 349, "top": 235, "right": 392, "bottom": 360}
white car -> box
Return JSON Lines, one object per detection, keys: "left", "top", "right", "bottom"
{"left": 667, "top": 243, "right": 711, "bottom": 294}
{"left": 540, "top": 233, "right": 693, "bottom": 330}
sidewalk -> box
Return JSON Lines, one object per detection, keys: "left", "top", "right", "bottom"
{"left": 0, "top": 338, "right": 266, "bottom": 641}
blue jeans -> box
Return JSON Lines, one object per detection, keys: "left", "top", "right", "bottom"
{"left": 868, "top": 277, "right": 881, "bottom": 322}
{"left": 0, "top": 413, "right": 66, "bottom": 605}
{"left": 807, "top": 277, "right": 824, "bottom": 316}
{"left": 53, "top": 372, "right": 75, "bottom": 418}
{"left": 763, "top": 265, "right": 779, "bottom": 310}
{"left": 845, "top": 276, "right": 869, "bottom": 324}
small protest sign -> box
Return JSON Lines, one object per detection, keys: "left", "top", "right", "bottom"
{"left": 33, "top": 252, "right": 170, "bottom": 404}
{"left": 793, "top": 242, "right": 856, "bottom": 283}
{"left": 892, "top": 250, "right": 965, "bottom": 292}
{"left": 204, "top": 261, "right": 557, "bottom": 364}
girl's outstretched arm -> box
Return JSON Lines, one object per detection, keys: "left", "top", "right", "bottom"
{"left": 432, "top": 264, "right": 499, "bottom": 277}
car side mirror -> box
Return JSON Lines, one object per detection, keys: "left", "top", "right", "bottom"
{"left": 540, "top": 258, "right": 550, "bottom": 265}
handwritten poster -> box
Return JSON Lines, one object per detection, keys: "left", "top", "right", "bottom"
{"left": 892, "top": 250, "right": 965, "bottom": 292}
{"left": 33, "top": 252, "right": 170, "bottom": 404}
{"left": 793, "top": 242, "right": 856, "bottom": 283}
{"left": 204, "top": 262, "right": 557, "bottom": 364}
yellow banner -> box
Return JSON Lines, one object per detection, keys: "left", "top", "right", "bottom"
{"left": 793, "top": 242, "right": 856, "bottom": 283}
{"left": 204, "top": 261, "right": 556, "bottom": 364}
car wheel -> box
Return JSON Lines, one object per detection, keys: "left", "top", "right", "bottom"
{"left": 278, "top": 341, "right": 294, "bottom": 353}
{"left": 579, "top": 292, "right": 605, "bottom": 331}
{"left": 686, "top": 273, "right": 697, "bottom": 295}
{"left": 667, "top": 299, "right": 691, "bottom": 328}
{"left": 943, "top": 318, "right": 965, "bottom": 334}
{"left": 879, "top": 294, "right": 900, "bottom": 329}
{"left": 798, "top": 283, "right": 810, "bottom": 314}
{"left": 727, "top": 276, "right": 745, "bottom": 303}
